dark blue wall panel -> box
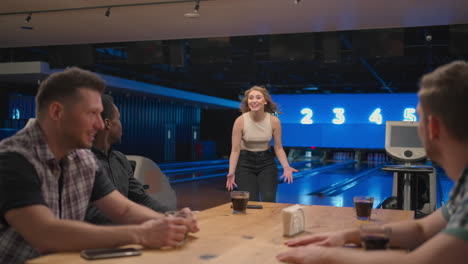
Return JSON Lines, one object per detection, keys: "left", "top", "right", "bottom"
{"left": 1, "top": 91, "right": 200, "bottom": 163}
{"left": 111, "top": 92, "right": 201, "bottom": 163}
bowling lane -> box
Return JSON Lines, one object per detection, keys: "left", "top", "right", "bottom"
{"left": 159, "top": 159, "right": 228, "bottom": 170}
{"left": 165, "top": 159, "right": 334, "bottom": 183}
{"left": 277, "top": 162, "right": 393, "bottom": 207}
{"left": 171, "top": 158, "right": 452, "bottom": 211}
{"left": 171, "top": 159, "right": 358, "bottom": 210}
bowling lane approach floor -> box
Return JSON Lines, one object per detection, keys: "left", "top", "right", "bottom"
{"left": 171, "top": 160, "right": 453, "bottom": 211}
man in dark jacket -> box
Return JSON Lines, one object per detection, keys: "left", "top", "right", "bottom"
{"left": 85, "top": 95, "right": 175, "bottom": 224}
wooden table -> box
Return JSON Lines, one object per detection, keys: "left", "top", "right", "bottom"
{"left": 28, "top": 202, "right": 413, "bottom": 264}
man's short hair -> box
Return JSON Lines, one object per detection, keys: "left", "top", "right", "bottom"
{"left": 101, "top": 94, "right": 115, "bottom": 120}
{"left": 419, "top": 60, "right": 468, "bottom": 142}
{"left": 35, "top": 67, "right": 106, "bottom": 117}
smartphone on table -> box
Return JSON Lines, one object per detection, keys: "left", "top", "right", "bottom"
{"left": 80, "top": 247, "right": 141, "bottom": 260}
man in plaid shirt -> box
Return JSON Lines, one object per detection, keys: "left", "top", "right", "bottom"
{"left": 0, "top": 67, "right": 199, "bottom": 263}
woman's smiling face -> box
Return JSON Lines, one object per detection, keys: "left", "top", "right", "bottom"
{"left": 247, "top": 90, "right": 266, "bottom": 112}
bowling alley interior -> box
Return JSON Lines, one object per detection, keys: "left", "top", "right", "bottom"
{"left": 1, "top": 1, "right": 468, "bottom": 220}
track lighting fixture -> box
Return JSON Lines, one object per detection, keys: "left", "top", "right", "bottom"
{"left": 25, "top": 12, "right": 32, "bottom": 23}
{"left": 105, "top": 7, "right": 111, "bottom": 17}
{"left": 7, "top": 1, "right": 209, "bottom": 23}
{"left": 294, "top": 0, "right": 301, "bottom": 4}
{"left": 184, "top": 0, "right": 200, "bottom": 18}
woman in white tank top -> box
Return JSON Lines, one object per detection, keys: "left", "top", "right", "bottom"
{"left": 226, "top": 86, "right": 297, "bottom": 202}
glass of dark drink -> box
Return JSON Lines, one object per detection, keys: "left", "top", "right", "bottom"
{"left": 360, "top": 225, "right": 392, "bottom": 250}
{"left": 353, "top": 196, "right": 374, "bottom": 220}
{"left": 230, "top": 191, "right": 249, "bottom": 214}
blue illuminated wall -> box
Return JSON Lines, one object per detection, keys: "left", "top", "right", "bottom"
{"left": 0, "top": 91, "right": 200, "bottom": 162}
{"left": 271, "top": 93, "right": 419, "bottom": 149}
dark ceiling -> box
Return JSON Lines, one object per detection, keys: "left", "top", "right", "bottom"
{"left": 1, "top": 24, "right": 468, "bottom": 100}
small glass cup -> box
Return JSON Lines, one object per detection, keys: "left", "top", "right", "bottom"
{"left": 360, "top": 225, "right": 392, "bottom": 250}
{"left": 230, "top": 191, "right": 249, "bottom": 214}
{"left": 353, "top": 196, "right": 374, "bottom": 220}
{"left": 164, "top": 210, "right": 189, "bottom": 246}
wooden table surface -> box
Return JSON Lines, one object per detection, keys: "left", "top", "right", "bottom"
{"left": 28, "top": 202, "right": 414, "bottom": 264}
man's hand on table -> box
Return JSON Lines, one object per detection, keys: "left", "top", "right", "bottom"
{"left": 138, "top": 217, "right": 189, "bottom": 248}
{"left": 284, "top": 231, "right": 348, "bottom": 247}
{"left": 277, "top": 244, "right": 329, "bottom": 264}
{"left": 278, "top": 228, "right": 368, "bottom": 263}
{"left": 174, "top": 207, "right": 200, "bottom": 233}
{"left": 138, "top": 207, "right": 199, "bottom": 248}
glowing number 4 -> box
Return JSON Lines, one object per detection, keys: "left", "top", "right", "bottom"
{"left": 300, "top": 108, "right": 313, "bottom": 124}
{"left": 369, "top": 108, "right": 382, "bottom": 125}
{"left": 403, "top": 108, "right": 417, "bottom": 121}
{"left": 332, "top": 108, "right": 345, "bottom": 124}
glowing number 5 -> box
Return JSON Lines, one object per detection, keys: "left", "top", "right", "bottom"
{"left": 403, "top": 108, "right": 417, "bottom": 121}
{"left": 300, "top": 108, "right": 313, "bottom": 124}
{"left": 332, "top": 108, "right": 345, "bottom": 124}
{"left": 369, "top": 108, "right": 382, "bottom": 125}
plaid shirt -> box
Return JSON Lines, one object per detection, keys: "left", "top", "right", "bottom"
{"left": 442, "top": 166, "right": 468, "bottom": 241}
{"left": 0, "top": 120, "right": 97, "bottom": 264}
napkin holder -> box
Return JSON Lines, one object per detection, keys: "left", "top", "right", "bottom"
{"left": 282, "top": 204, "right": 306, "bottom": 237}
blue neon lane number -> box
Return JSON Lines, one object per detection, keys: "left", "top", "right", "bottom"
{"left": 300, "top": 108, "right": 313, "bottom": 124}
{"left": 332, "top": 108, "right": 345, "bottom": 124}
{"left": 369, "top": 108, "right": 383, "bottom": 125}
{"left": 403, "top": 108, "right": 417, "bottom": 121}
{"left": 298, "top": 106, "right": 417, "bottom": 124}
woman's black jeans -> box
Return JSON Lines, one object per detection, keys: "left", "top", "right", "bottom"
{"left": 235, "top": 150, "right": 278, "bottom": 202}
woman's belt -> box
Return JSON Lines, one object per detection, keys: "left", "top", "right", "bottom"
{"left": 240, "top": 150, "right": 271, "bottom": 156}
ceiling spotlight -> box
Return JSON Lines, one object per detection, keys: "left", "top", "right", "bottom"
{"left": 294, "top": 0, "right": 301, "bottom": 3}
{"left": 184, "top": 0, "right": 200, "bottom": 18}
{"left": 25, "top": 12, "right": 32, "bottom": 23}
{"left": 105, "top": 7, "right": 111, "bottom": 17}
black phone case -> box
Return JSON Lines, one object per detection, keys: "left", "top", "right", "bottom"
{"left": 80, "top": 248, "right": 141, "bottom": 260}
{"left": 247, "top": 204, "right": 263, "bottom": 209}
